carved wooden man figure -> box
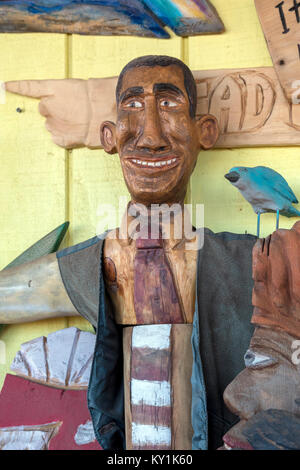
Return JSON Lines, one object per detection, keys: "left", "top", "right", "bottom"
{"left": 0, "top": 55, "right": 299, "bottom": 450}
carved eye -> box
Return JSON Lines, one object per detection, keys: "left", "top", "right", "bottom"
{"left": 244, "top": 349, "right": 278, "bottom": 369}
{"left": 160, "top": 99, "right": 177, "bottom": 108}
{"left": 125, "top": 100, "right": 143, "bottom": 108}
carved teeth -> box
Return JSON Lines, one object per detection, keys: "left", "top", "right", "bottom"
{"left": 131, "top": 158, "right": 177, "bottom": 167}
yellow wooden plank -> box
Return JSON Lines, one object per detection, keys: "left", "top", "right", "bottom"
{"left": 0, "top": 34, "right": 69, "bottom": 390}
{"left": 71, "top": 29, "right": 182, "bottom": 78}
{"left": 188, "top": 0, "right": 272, "bottom": 70}
{"left": 187, "top": 0, "right": 300, "bottom": 237}
{"left": 192, "top": 147, "right": 300, "bottom": 238}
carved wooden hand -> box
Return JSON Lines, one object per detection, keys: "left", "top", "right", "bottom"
{"left": 252, "top": 220, "right": 300, "bottom": 337}
{"left": 5, "top": 78, "right": 117, "bottom": 149}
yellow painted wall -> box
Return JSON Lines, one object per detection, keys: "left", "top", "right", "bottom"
{"left": 0, "top": 0, "right": 299, "bottom": 389}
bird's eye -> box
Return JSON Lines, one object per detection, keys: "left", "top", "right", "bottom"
{"left": 244, "top": 349, "right": 278, "bottom": 370}
{"left": 160, "top": 99, "right": 177, "bottom": 108}
{"left": 125, "top": 100, "right": 143, "bottom": 109}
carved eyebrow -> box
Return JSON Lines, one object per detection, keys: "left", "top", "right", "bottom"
{"left": 153, "top": 83, "right": 184, "bottom": 97}
{"left": 119, "top": 86, "right": 144, "bottom": 103}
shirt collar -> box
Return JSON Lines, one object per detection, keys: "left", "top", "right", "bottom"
{"left": 117, "top": 202, "right": 196, "bottom": 250}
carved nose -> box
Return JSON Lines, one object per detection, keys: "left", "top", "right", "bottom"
{"left": 225, "top": 171, "right": 240, "bottom": 183}
{"left": 137, "top": 128, "right": 168, "bottom": 151}
{"left": 136, "top": 104, "right": 169, "bottom": 151}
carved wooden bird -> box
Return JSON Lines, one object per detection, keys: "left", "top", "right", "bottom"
{"left": 224, "top": 166, "right": 300, "bottom": 237}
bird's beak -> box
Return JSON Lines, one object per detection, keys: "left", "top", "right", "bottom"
{"left": 224, "top": 171, "right": 240, "bottom": 183}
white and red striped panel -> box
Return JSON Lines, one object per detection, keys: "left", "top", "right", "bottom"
{"left": 130, "top": 324, "right": 172, "bottom": 450}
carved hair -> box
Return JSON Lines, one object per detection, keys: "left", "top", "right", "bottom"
{"left": 116, "top": 55, "right": 197, "bottom": 118}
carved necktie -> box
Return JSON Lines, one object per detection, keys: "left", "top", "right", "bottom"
{"left": 133, "top": 227, "right": 185, "bottom": 324}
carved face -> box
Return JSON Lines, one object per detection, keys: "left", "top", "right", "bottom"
{"left": 223, "top": 326, "right": 300, "bottom": 449}
{"left": 101, "top": 64, "right": 219, "bottom": 205}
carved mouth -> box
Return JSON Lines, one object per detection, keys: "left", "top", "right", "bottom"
{"left": 126, "top": 156, "right": 179, "bottom": 171}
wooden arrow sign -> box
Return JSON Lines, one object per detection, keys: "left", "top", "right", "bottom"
{"left": 255, "top": 0, "right": 300, "bottom": 103}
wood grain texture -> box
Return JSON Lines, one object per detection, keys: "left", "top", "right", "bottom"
{"left": 124, "top": 324, "right": 193, "bottom": 450}
{"left": 123, "top": 327, "right": 133, "bottom": 450}
{"left": 129, "top": 324, "right": 172, "bottom": 450}
{"left": 171, "top": 324, "right": 193, "bottom": 450}
{"left": 0, "top": 1, "right": 169, "bottom": 38}
{"left": 103, "top": 211, "right": 197, "bottom": 326}
{"left": 10, "top": 327, "right": 96, "bottom": 389}
{"left": 252, "top": 221, "right": 300, "bottom": 338}
{"left": 142, "top": 0, "right": 225, "bottom": 36}
{"left": 7, "top": 66, "right": 300, "bottom": 149}
{"left": 255, "top": 0, "right": 300, "bottom": 102}
{"left": 0, "top": 374, "right": 100, "bottom": 450}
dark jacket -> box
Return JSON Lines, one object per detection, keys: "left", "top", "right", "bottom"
{"left": 56, "top": 228, "right": 256, "bottom": 450}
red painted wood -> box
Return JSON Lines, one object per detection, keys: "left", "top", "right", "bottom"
{"left": 131, "top": 405, "right": 172, "bottom": 427}
{"left": 0, "top": 374, "right": 101, "bottom": 450}
{"left": 131, "top": 347, "right": 171, "bottom": 382}
{"left": 134, "top": 244, "right": 184, "bottom": 324}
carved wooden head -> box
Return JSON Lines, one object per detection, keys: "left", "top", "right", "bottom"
{"left": 100, "top": 55, "right": 219, "bottom": 206}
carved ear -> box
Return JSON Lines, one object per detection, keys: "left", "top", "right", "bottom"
{"left": 100, "top": 121, "right": 117, "bottom": 154}
{"left": 196, "top": 114, "right": 219, "bottom": 150}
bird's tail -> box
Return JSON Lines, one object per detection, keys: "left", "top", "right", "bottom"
{"left": 282, "top": 206, "right": 300, "bottom": 217}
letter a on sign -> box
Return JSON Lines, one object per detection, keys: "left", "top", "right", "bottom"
{"left": 255, "top": 0, "right": 300, "bottom": 102}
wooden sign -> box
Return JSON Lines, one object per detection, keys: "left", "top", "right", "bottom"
{"left": 6, "top": 66, "right": 300, "bottom": 149}
{"left": 255, "top": 0, "right": 300, "bottom": 102}
{"left": 0, "top": 0, "right": 168, "bottom": 38}
{"left": 0, "top": 0, "right": 224, "bottom": 38}
{"left": 141, "top": 0, "right": 225, "bottom": 36}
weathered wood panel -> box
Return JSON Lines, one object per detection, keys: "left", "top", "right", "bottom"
{"left": 124, "top": 324, "right": 193, "bottom": 450}
{"left": 7, "top": 67, "right": 300, "bottom": 149}
{"left": 0, "top": 374, "right": 100, "bottom": 449}
{"left": 10, "top": 327, "right": 96, "bottom": 389}
{"left": 142, "top": 0, "right": 225, "bottom": 36}
{"left": 255, "top": 0, "right": 300, "bottom": 103}
{"left": 0, "top": 0, "right": 169, "bottom": 38}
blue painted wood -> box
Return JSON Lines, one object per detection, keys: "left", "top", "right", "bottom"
{"left": 141, "top": 0, "right": 224, "bottom": 36}
{"left": 0, "top": 0, "right": 169, "bottom": 38}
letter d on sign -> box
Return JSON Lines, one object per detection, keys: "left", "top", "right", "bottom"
{"left": 0, "top": 340, "right": 6, "bottom": 365}
{"left": 292, "top": 340, "right": 300, "bottom": 365}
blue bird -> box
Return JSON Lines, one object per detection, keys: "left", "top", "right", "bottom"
{"left": 224, "top": 166, "right": 300, "bottom": 237}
